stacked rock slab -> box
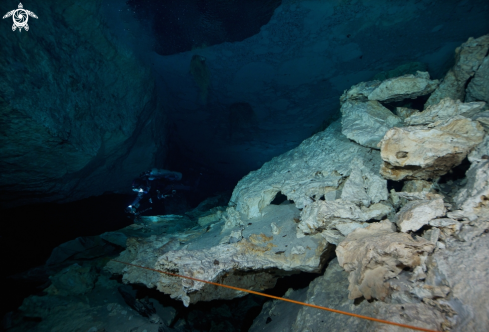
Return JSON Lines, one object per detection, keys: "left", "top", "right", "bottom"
{"left": 425, "top": 35, "right": 489, "bottom": 108}
{"left": 250, "top": 35, "right": 489, "bottom": 332}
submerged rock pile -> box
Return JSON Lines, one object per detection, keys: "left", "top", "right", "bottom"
{"left": 10, "top": 35, "right": 489, "bottom": 332}
{"left": 103, "top": 35, "right": 489, "bottom": 331}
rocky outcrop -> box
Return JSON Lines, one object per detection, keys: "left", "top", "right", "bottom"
{"left": 367, "top": 71, "right": 439, "bottom": 103}
{"left": 404, "top": 98, "right": 485, "bottom": 126}
{"left": 453, "top": 160, "right": 489, "bottom": 221}
{"left": 426, "top": 35, "right": 489, "bottom": 108}
{"left": 0, "top": 0, "right": 163, "bottom": 207}
{"left": 395, "top": 198, "right": 446, "bottom": 232}
{"left": 340, "top": 100, "right": 402, "bottom": 149}
{"left": 106, "top": 203, "right": 332, "bottom": 306}
{"left": 379, "top": 116, "right": 485, "bottom": 181}
{"left": 250, "top": 258, "right": 445, "bottom": 332}
{"left": 336, "top": 221, "right": 435, "bottom": 301}
{"left": 229, "top": 120, "right": 383, "bottom": 219}
{"left": 466, "top": 55, "right": 489, "bottom": 106}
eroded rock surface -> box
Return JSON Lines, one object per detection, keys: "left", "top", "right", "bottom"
{"left": 107, "top": 204, "right": 332, "bottom": 306}
{"left": 379, "top": 116, "right": 485, "bottom": 180}
{"left": 404, "top": 98, "right": 485, "bottom": 126}
{"left": 230, "top": 120, "right": 383, "bottom": 219}
{"left": 367, "top": 71, "right": 439, "bottom": 103}
{"left": 426, "top": 34, "right": 489, "bottom": 108}
{"left": 395, "top": 198, "right": 446, "bottom": 233}
{"left": 336, "top": 221, "right": 435, "bottom": 301}
{"left": 340, "top": 100, "right": 402, "bottom": 149}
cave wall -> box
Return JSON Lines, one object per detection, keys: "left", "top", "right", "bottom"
{"left": 0, "top": 0, "right": 165, "bottom": 207}
{"left": 154, "top": 0, "right": 489, "bottom": 180}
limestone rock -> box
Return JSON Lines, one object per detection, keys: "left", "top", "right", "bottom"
{"left": 109, "top": 204, "right": 332, "bottom": 306}
{"left": 249, "top": 259, "right": 378, "bottom": 332}
{"left": 466, "top": 55, "right": 489, "bottom": 103}
{"left": 297, "top": 200, "right": 366, "bottom": 237}
{"left": 426, "top": 229, "right": 489, "bottom": 332}
{"left": 340, "top": 158, "right": 388, "bottom": 206}
{"left": 468, "top": 134, "right": 489, "bottom": 163}
{"left": 339, "top": 80, "right": 381, "bottom": 104}
{"left": 340, "top": 100, "right": 402, "bottom": 149}
{"left": 230, "top": 120, "right": 383, "bottom": 219}
{"left": 426, "top": 35, "right": 489, "bottom": 108}
{"left": 360, "top": 202, "right": 394, "bottom": 221}
{"left": 395, "top": 199, "right": 446, "bottom": 233}
{"left": 336, "top": 220, "right": 435, "bottom": 301}
{"left": 250, "top": 258, "right": 444, "bottom": 332}
{"left": 404, "top": 98, "right": 486, "bottom": 126}
{"left": 367, "top": 71, "right": 439, "bottom": 103}
{"left": 453, "top": 160, "right": 489, "bottom": 221}
{"left": 379, "top": 117, "right": 485, "bottom": 180}
{"left": 473, "top": 111, "right": 489, "bottom": 132}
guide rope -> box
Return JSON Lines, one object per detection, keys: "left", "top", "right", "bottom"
{"left": 113, "top": 260, "right": 440, "bottom": 332}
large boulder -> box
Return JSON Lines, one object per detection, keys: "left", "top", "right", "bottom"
{"left": 404, "top": 98, "right": 485, "bottom": 126}
{"left": 230, "top": 120, "right": 383, "bottom": 219}
{"left": 107, "top": 203, "right": 332, "bottom": 306}
{"left": 367, "top": 71, "right": 439, "bottom": 103}
{"left": 250, "top": 258, "right": 445, "bottom": 332}
{"left": 379, "top": 116, "right": 485, "bottom": 181}
{"left": 336, "top": 221, "right": 435, "bottom": 301}
{"left": 340, "top": 100, "right": 402, "bottom": 149}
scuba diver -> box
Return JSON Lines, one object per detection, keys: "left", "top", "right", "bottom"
{"left": 125, "top": 168, "right": 200, "bottom": 216}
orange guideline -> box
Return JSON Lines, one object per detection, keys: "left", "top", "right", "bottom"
{"left": 113, "top": 260, "right": 440, "bottom": 332}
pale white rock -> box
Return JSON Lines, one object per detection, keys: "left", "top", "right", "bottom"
{"left": 468, "top": 134, "right": 489, "bottom": 163}
{"left": 453, "top": 160, "right": 489, "bottom": 221}
{"left": 379, "top": 117, "right": 485, "bottom": 180}
{"left": 250, "top": 258, "right": 444, "bottom": 332}
{"left": 336, "top": 220, "right": 435, "bottom": 301}
{"left": 473, "top": 110, "right": 489, "bottom": 131}
{"left": 339, "top": 80, "right": 381, "bottom": 104}
{"left": 395, "top": 191, "right": 443, "bottom": 201}
{"left": 319, "top": 229, "right": 344, "bottom": 245}
{"left": 291, "top": 246, "right": 305, "bottom": 255}
{"left": 340, "top": 158, "right": 388, "bottom": 206}
{"left": 426, "top": 35, "right": 489, "bottom": 108}
{"left": 230, "top": 120, "right": 382, "bottom": 219}
{"left": 396, "top": 107, "right": 419, "bottom": 121}
{"left": 340, "top": 100, "right": 402, "bottom": 149}
{"left": 334, "top": 221, "right": 370, "bottom": 238}
{"left": 367, "top": 71, "right": 439, "bottom": 103}
{"left": 429, "top": 218, "right": 461, "bottom": 238}
{"left": 404, "top": 98, "right": 485, "bottom": 126}
{"left": 108, "top": 204, "right": 331, "bottom": 305}
{"left": 297, "top": 200, "right": 366, "bottom": 237}
{"left": 425, "top": 229, "right": 489, "bottom": 332}
{"left": 360, "top": 202, "right": 394, "bottom": 220}
{"left": 422, "top": 228, "right": 441, "bottom": 245}
{"left": 270, "top": 222, "right": 280, "bottom": 235}
{"left": 395, "top": 199, "right": 446, "bottom": 233}
{"left": 221, "top": 206, "right": 244, "bottom": 230}
{"left": 466, "top": 55, "right": 489, "bottom": 104}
